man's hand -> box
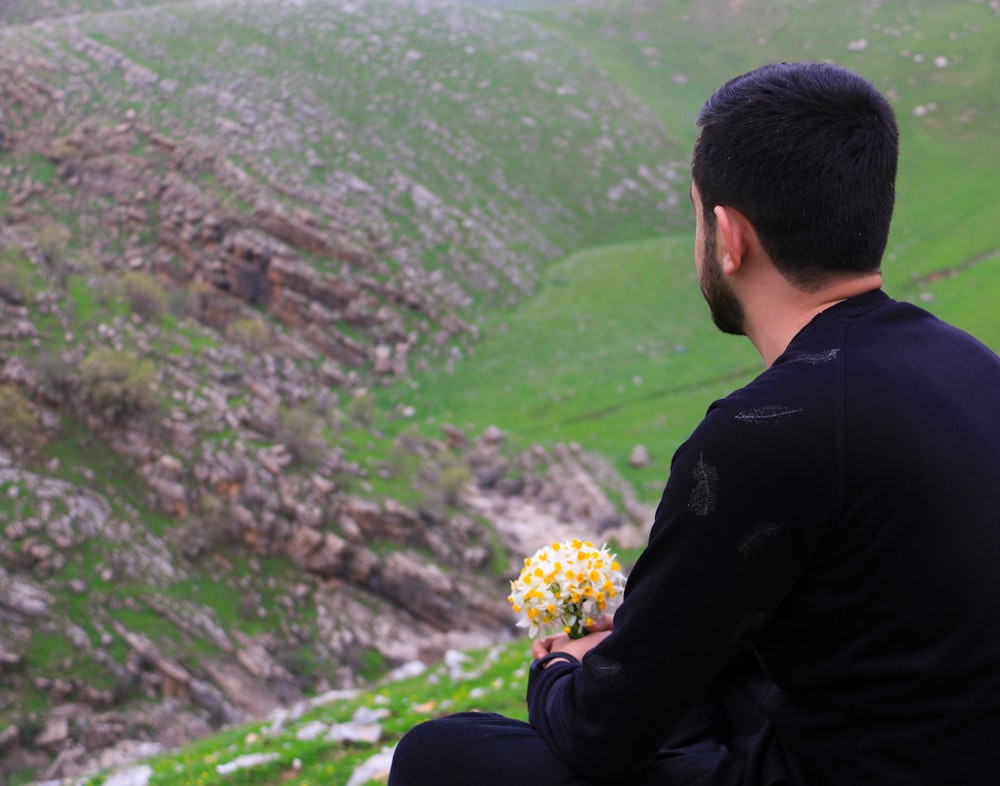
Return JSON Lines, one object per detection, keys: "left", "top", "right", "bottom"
{"left": 531, "top": 614, "right": 614, "bottom": 664}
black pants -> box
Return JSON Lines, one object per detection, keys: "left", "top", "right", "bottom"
{"left": 388, "top": 652, "right": 791, "bottom": 786}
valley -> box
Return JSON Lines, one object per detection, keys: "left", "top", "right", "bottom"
{"left": 0, "top": 0, "right": 997, "bottom": 783}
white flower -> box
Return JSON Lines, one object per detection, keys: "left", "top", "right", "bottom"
{"left": 507, "top": 539, "right": 626, "bottom": 639}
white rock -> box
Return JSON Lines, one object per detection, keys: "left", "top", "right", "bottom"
{"left": 295, "top": 720, "right": 328, "bottom": 741}
{"left": 103, "top": 765, "right": 153, "bottom": 786}
{"left": 327, "top": 722, "right": 382, "bottom": 744}
{"left": 215, "top": 752, "right": 279, "bottom": 775}
{"left": 346, "top": 746, "right": 396, "bottom": 786}
{"left": 352, "top": 707, "right": 390, "bottom": 724}
{"left": 629, "top": 444, "right": 651, "bottom": 468}
{"left": 387, "top": 660, "right": 426, "bottom": 681}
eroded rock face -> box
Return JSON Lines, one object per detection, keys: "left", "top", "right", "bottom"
{"left": 0, "top": 419, "right": 651, "bottom": 778}
{"left": 0, "top": 569, "right": 53, "bottom": 621}
{"left": 0, "top": 26, "right": 660, "bottom": 784}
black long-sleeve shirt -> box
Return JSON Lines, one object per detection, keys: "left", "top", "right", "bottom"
{"left": 528, "top": 290, "right": 1000, "bottom": 785}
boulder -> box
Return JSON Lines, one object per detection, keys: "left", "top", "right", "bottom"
{"left": 0, "top": 570, "right": 52, "bottom": 619}
{"left": 372, "top": 552, "right": 454, "bottom": 628}
{"left": 34, "top": 716, "right": 70, "bottom": 750}
{"left": 629, "top": 444, "right": 651, "bottom": 468}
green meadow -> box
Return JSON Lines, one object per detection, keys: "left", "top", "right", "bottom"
{"left": 77, "top": 640, "right": 532, "bottom": 786}
{"left": 378, "top": 0, "right": 1000, "bottom": 493}
{"left": 380, "top": 233, "right": 763, "bottom": 494}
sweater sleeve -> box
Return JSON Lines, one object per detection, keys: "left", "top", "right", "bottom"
{"left": 526, "top": 368, "right": 838, "bottom": 779}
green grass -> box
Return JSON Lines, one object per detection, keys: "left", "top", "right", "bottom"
{"left": 380, "top": 215, "right": 1000, "bottom": 506}
{"left": 27, "top": 153, "right": 59, "bottom": 184}
{"left": 380, "top": 233, "right": 762, "bottom": 496}
{"left": 166, "top": 558, "right": 303, "bottom": 639}
{"left": 41, "top": 417, "right": 161, "bottom": 513}
{"left": 369, "top": 0, "right": 1000, "bottom": 498}
{"left": 28, "top": 632, "right": 120, "bottom": 690}
{"left": 82, "top": 639, "right": 532, "bottom": 786}
{"left": 0, "top": 0, "right": 179, "bottom": 24}
{"left": 53, "top": 0, "right": 685, "bottom": 282}
{"left": 67, "top": 273, "right": 123, "bottom": 323}
{"left": 2, "top": 2, "right": 1000, "bottom": 783}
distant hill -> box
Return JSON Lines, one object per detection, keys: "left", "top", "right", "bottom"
{"left": 0, "top": 0, "right": 185, "bottom": 25}
{"left": 381, "top": 0, "right": 1000, "bottom": 480}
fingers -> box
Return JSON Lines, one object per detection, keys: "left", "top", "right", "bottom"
{"left": 586, "top": 614, "right": 615, "bottom": 633}
{"left": 531, "top": 638, "right": 550, "bottom": 659}
{"left": 532, "top": 619, "right": 613, "bottom": 660}
{"left": 532, "top": 634, "right": 571, "bottom": 659}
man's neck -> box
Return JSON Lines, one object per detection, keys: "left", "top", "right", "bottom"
{"left": 745, "top": 273, "right": 883, "bottom": 367}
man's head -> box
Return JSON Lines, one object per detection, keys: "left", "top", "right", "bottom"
{"left": 694, "top": 183, "right": 746, "bottom": 335}
{"left": 691, "top": 62, "right": 898, "bottom": 290}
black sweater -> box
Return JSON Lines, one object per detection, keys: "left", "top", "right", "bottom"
{"left": 528, "top": 290, "right": 1000, "bottom": 785}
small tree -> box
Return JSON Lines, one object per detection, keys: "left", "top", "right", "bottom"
{"left": 0, "top": 385, "right": 41, "bottom": 453}
{"left": 0, "top": 247, "right": 32, "bottom": 305}
{"left": 34, "top": 351, "right": 77, "bottom": 399}
{"left": 226, "top": 317, "right": 270, "bottom": 353}
{"left": 438, "top": 457, "right": 472, "bottom": 507}
{"left": 79, "top": 348, "right": 159, "bottom": 425}
{"left": 346, "top": 389, "right": 375, "bottom": 427}
{"left": 35, "top": 224, "right": 71, "bottom": 268}
{"left": 121, "top": 271, "right": 166, "bottom": 322}
{"left": 276, "top": 406, "right": 326, "bottom": 467}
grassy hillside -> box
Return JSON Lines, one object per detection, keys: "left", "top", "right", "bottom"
{"left": 379, "top": 0, "right": 1000, "bottom": 492}
{"left": 0, "top": 0, "right": 998, "bottom": 783}
{"left": 75, "top": 639, "right": 530, "bottom": 786}
{"left": 0, "top": 4, "right": 686, "bottom": 781}
{"left": 527, "top": 0, "right": 1000, "bottom": 301}
{"left": 0, "top": 0, "right": 180, "bottom": 25}
{"left": 4, "top": 0, "right": 686, "bottom": 308}
{"left": 380, "top": 234, "right": 763, "bottom": 497}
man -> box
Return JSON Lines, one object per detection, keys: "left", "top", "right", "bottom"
{"left": 388, "top": 62, "right": 1000, "bottom": 785}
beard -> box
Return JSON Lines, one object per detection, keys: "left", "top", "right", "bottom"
{"left": 700, "top": 228, "right": 746, "bottom": 336}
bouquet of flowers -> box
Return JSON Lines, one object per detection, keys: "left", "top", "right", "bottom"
{"left": 508, "top": 539, "right": 626, "bottom": 639}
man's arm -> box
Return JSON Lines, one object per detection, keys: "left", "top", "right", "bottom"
{"left": 525, "top": 380, "right": 837, "bottom": 779}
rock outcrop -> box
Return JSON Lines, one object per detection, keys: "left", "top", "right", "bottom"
{"left": 0, "top": 11, "right": 662, "bottom": 783}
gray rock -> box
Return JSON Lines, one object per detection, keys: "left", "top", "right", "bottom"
{"left": 629, "top": 444, "right": 651, "bottom": 468}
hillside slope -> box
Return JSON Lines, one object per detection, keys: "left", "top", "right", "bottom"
{"left": 381, "top": 0, "right": 1000, "bottom": 486}
{"left": 523, "top": 0, "right": 1000, "bottom": 300}
{"left": 0, "top": 1, "right": 667, "bottom": 781}
{"left": 1, "top": 0, "right": 999, "bottom": 783}
{"left": 0, "top": 0, "right": 180, "bottom": 25}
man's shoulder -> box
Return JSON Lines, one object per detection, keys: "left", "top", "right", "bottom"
{"left": 698, "top": 359, "right": 836, "bottom": 450}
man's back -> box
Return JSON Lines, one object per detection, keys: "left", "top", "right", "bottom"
{"left": 752, "top": 290, "right": 1000, "bottom": 784}
{"left": 389, "top": 63, "right": 1000, "bottom": 786}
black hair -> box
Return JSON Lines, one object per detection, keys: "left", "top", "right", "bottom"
{"left": 691, "top": 62, "right": 898, "bottom": 289}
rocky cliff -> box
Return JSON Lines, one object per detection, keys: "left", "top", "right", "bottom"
{"left": 0, "top": 3, "right": 670, "bottom": 781}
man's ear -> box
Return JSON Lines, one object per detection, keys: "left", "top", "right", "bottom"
{"left": 713, "top": 205, "right": 754, "bottom": 274}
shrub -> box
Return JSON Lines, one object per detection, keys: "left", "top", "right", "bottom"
{"left": 0, "top": 247, "right": 32, "bottom": 304}
{"left": 276, "top": 406, "right": 326, "bottom": 466}
{"left": 35, "top": 223, "right": 71, "bottom": 268}
{"left": 79, "top": 348, "right": 159, "bottom": 425}
{"left": 277, "top": 645, "right": 322, "bottom": 689}
{"left": 47, "top": 136, "right": 80, "bottom": 163}
{"left": 166, "top": 287, "right": 192, "bottom": 318}
{"left": 34, "top": 351, "right": 77, "bottom": 400}
{"left": 121, "top": 271, "right": 166, "bottom": 322}
{"left": 438, "top": 457, "right": 472, "bottom": 507}
{"left": 165, "top": 281, "right": 216, "bottom": 321}
{"left": 226, "top": 317, "right": 270, "bottom": 352}
{"left": 0, "top": 385, "right": 41, "bottom": 452}
{"left": 346, "top": 389, "right": 375, "bottom": 427}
